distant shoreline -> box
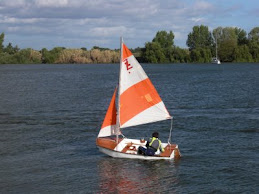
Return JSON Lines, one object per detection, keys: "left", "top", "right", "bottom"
{"left": 1, "top": 62, "right": 259, "bottom": 65}
{"left": 1, "top": 26, "right": 259, "bottom": 64}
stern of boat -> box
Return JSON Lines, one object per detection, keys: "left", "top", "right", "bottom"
{"left": 160, "top": 143, "right": 181, "bottom": 159}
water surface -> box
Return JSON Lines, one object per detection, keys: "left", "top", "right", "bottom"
{"left": 0, "top": 63, "right": 258, "bottom": 193}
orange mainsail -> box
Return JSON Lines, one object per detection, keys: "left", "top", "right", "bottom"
{"left": 119, "top": 43, "right": 171, "bottom": 128}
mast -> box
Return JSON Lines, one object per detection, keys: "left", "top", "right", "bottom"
{"left": 216, "top": 37, "right": 218, "bottom": 59}
{"left": 116, "top": 37, "right": 123, "bottom": 144}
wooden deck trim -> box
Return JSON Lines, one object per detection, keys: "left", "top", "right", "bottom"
{"left": 96, "top": 137, "right": 122, "bottom": 150}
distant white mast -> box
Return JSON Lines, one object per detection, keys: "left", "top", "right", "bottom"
{"left": 216, "top": 37, "right": 218, "bottom": 59}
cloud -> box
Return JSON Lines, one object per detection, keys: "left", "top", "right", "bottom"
{"left": 190, "top": 17, "right": 205, "bottom": 23}
{"left": 193, "top": 1, "right": 213, "bottom": 10}
{"left": 0, "top": 16, "right": 41, "bottom": 24}
{"left": 0, "top": 0, "right": 257, "bottom": 50}
{"left": 88, "top": 26, "right": 129, "bottom": 37}
{"left": 35, "top": 0, "right": 69, "bottom": 7}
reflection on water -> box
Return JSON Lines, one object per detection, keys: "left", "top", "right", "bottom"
{"left": 97, "top": 158, "right": 181, "bottom": 193}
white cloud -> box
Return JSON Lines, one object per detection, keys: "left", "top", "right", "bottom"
{"left": 190, "top": 17, "right": 204, "bottom": 23}
{"left": 7, "top": 26, "right": 20, "bottom": 32}
{"left": 88, "top": 26, "right": 130, "bottom": 37}
{"left": 77, "top": 18, "right": 109, "bottom": 26}
{"left": 193, "top": 0, "right": 214, "bottom": 10}
{"left": 35, "top": 0, "right": 69, "bottom": 7}
{"left": 0, "top": 0, "right": 257, "bottom": 49}
{"left": 0, "top": 16, "right": 41, "bottom": 24}
{"left": 0, "top": 0, "right": 27, "bottom": 7}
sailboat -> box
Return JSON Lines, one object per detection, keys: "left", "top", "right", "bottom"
{"left": 96, "top": 38, "right": 181, "bottom": 160}
{"left": 211, "top": 37, "right": 221, "bottom": 64}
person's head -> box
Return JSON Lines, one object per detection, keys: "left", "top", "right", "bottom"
{"left": 152, "top": 132, "right": 159, "bottom": 138}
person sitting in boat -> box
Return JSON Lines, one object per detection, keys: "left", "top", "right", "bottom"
{"left": 138, "top": 132, "right": 164, "bottom": 156}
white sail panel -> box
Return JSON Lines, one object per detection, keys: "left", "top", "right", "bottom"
{"left": 98, "top": 125, "right": 117, "bottom": 137}
{"left": 120, "top": 101, "right": 171, "bottom": 128}
{"left": 120, "top": 52, "right": 147, "bottom": 95}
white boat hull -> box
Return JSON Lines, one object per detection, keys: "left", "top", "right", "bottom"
{"left": 211, "top": 60, "right": 221, "bottom": 64}
{"left": 96, "top": 137, "right": 180, "bottom": 160}
{"left": 97, "top": 146, "right": 177, "bottom": 160}
{"left": 211, "top": 58, "right": 221, "bottom": 64}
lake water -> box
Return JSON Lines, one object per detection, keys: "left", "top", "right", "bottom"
{"left": 0, "top": 63, "right": 258, "bottom": 193}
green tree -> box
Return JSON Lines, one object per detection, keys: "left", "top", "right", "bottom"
{"left": 233, "top": 45, "right": 253, "bottom": 62}
{"left": 214, "top": 27, "right": 238, "bottom": 62}
{"left": 81, "top": 47, "right": 87, "bottom": 51}
{"left": 190, "top": 49, "right": 201, "bottom": 62}
{"left": 171, "top": 47, "right": 190, "bottom": 63}
{"left": 14, "top": 48, "right": 41, "bottom": 64}
{"left": 187, "top": 25, "right": 213, "bottom": 63}
{"left": 4, "top": 43, "right": 19, "bottom": 54}
{"left": 143, "top": 42, "right": 166, "bottom": 63}
{"left": 41, "top": 47, "right": 65, "bottom": 63}
{"left": 190, "top": 48, "right": 212, "bottom": 63}
{"left": 0, "top": 53, "right": 18, "bottom": 64}
{"left": 142, "top": 30, "right": 175, "bottom": 63}
{"left": 92, "top": 46, "right": 110, "bottom": 51}
{"left": 187, "top": 25, "right": 213, "bottom": 50}
{"left": 248, "top": 27, "right": 259, "bottom": 62}
{"left": 153, "top": 30, "right": 175, "bottom": 62}
{"left": 219, "top": 38, "right": 237, "bottom": 62}
{"left": 152, "top": 31, "right": 174, "bottom": 49}
{"left": 235, "top": 28, "right": 248, "bottom": 45}
{"left": 0, "top": 33, "right": 4, "bottom": 53}
{"left": 248, "top": 27, "right": 259, "bottom": 41}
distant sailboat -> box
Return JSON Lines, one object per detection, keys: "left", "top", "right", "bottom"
{"left": 212, "top": 37, "right": 221, "bottom": 64}
{"left": 96, "top": 38, "right": 181, "bottom": 160}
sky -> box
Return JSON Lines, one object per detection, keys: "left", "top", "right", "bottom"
{"left": 0, "top": 0, "right": 258, "bottom": 50}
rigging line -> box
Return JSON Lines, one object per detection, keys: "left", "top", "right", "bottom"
{"left": 167, "top": 117, "right": 173, "bottom": 144}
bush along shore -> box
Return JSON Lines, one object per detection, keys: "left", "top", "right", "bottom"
{"left": 0, "top": 25, "right": 259, "bottom": 64}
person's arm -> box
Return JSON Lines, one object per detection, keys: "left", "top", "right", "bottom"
{"left": 160, "top": 146, "right": 165, "bottom": 152}
{"left": 146, "top": 138, "right": 150, "bottom": 147}
{"left": 159, "top": 140, "right": 164, "bottom": 152}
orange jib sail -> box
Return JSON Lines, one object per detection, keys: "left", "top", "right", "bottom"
{"left": 98, "top": 88, "right": 118, "bottom": 137}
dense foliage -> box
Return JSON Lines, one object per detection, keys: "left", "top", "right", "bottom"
{"left": 0, "top": 26, "right": 258, "bottom": 64}
{"left": 142, "top": 26, "right": 259, "bottom": 63}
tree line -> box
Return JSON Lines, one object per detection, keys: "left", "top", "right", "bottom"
{"left": 142, "top": 26, "right": 259, "bottom": 63}
{"left": 0, "top": 25, "right": 258, "bottom": 64}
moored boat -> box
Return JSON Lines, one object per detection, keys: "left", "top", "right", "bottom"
{"left": 211, "top": 57, "right": 221, "bottom": 64}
